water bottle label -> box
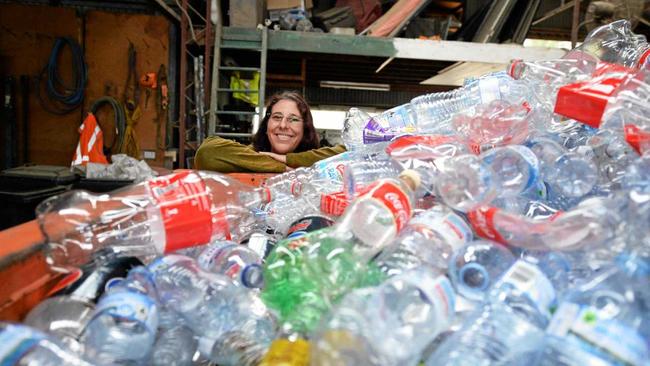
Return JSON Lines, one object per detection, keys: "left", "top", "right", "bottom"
{"left": 0, "top": 324, "right": 45, "bottom": 364}
{"left": 363, "top": 180, "right": 412, "bottom": 232}
{"left": 624, "top": 124, "right": 650, "bottom": 155}
{"left": 197, "top": 242, "right": 236, "bottom": 269}
{"left": 147, "top": 171, "right": 215, "bottom": 253}
{"left": 410, "top": 210, "right": 472, "bottom": 252}
{"left": 548, "top": 302, "right": 648, "bottom": 365}
{"left": 363, "top": 118, "right": 398, "bottom": 144}
{"left": 478, "top": 77, "right": 502, "bottom": 103}
{"left": 313, "top": 155, "right": 347, "bottom": 182}
{"left": 382, "top": 104, "right": 415, "bottom": 131}
{"left": 95, "top": 291, "right": 159, "bottom": 334}
{"left": 411, "top": 275, "right": 456, "bottom": 330}
{"left": 497, "top": 260, "right": 556, "bottom": 314}
{"left": 467, "top": 206, "right": 506, "bottom": 244}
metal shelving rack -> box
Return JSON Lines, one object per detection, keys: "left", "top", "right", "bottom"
{"left": 175, "top": 0, "right": 213, "bottom": 168}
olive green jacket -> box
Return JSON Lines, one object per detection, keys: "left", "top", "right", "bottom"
{"left": 194, "top": 136, "right": 347, "bottom": 173}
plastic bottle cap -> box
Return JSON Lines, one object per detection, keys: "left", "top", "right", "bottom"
{"left": 399, "top": 169, "right": 421, "bottom": 191}
{"left": 508, "top": 59, "right": 523, "bottom": 78}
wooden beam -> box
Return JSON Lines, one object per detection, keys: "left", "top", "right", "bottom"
{"left": 224, "top": 28, "right": 566, "bottom": 63}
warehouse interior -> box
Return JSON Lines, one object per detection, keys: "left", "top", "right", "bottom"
{"left": 0, "top": 1, "right": 650, "bottom": 364}
{"left": 3, "top": 0, "right": 648, "bottom": 171}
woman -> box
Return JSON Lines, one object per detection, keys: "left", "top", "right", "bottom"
{"left": 195, "top": 91, "right": 346, "bottom": 173}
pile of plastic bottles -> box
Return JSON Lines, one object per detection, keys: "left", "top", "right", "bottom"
{"left": 2, "top": 20, "right": 650, "bottom": 366}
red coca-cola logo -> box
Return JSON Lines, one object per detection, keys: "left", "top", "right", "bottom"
{"left": 467, "top": 206, "right": 506, "bottom": 244}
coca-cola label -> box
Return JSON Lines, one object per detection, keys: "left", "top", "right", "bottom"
{"left": 467, "top": 206, "right": 506, "bottom": 244}
{"left": 320, "top": 191, "right": 350, "bottom": 217}
{"left": 624, "top": 124, "right": 650, "bottom": 155}
{"left": 148, "top": 171, "right": 213, "bottom": 253}
{"left": 365, "top": 181, "right": 412, "bottom": 232}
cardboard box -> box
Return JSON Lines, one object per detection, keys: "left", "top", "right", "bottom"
{"left": 267, "top": 0, "right": 313, "bottom": 10}
{"left": 230, "top": 0, "right": 265, "bottom": 27}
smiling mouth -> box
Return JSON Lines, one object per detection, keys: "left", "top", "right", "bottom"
{"left": 275, "top": 133, "right": 295, "bottom": 141}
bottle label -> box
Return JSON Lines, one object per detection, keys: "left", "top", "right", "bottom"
{"left": 410, "top": 275, "right": 456, "bottom": 331}
{"left": 364, "top": 180, "right": 412, "bottom": 232}
{"left": 467, "top": 206, "right": 506, "bottom": 244}
{"left": 376, "top": 104, "right": 415, "bottom": 131}
{"left": 496, "top": 260, "right": 556, "bottom": 314}
{"left": 321, "top": 191, "right": 350, "bottom": 217}
{"left": 197, "top": 242, "right": 235, "bottom": 270}
{"left": 95, "top": 291, "right": 159, "bottom": 335}
{"left": 548, "top": 302, "right": 648, "bottom": 366}
{"left": 478, "top": 77, "right": 502, "bottom": 103}
{"left": 286, "top": 215, "right": 335, "bottom": 239}
{"left": 363, "top": 118, "right": 398, "bottom": 144}
{"left": 0, "top": 324, "right": 45, "bottom": 364}
{"left": 410, "top": 210, "right": 472, "bottom": 252}
{"left": 147, "top": 171, "right": 214, "bottom": 252}
{"left": 313, "top": 156, "right": 347, "bottom": 182}
{"left": 386, "top": 134, "right": 458, "bottom": 159}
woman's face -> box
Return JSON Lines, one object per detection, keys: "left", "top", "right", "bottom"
{"left": 266, "top": 99, "right": 304, "bottom": 154}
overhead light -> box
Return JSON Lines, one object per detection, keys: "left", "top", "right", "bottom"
{"left": 320, "top": 81, "right": 391, "bottom": 92}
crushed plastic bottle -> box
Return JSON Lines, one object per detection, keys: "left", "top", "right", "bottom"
{"left": 0, "top": 323, "right": 94, "bottom": 366}
{"left": 39, "top": 171, "right": 268, "bottom": 272}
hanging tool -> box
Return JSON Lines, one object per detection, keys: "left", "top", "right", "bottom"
{"left": 156, "top": 64, "right": 169, "bottom": 150}
{"left": 36, "top": 37, "right": 87, "bottom": 115}
{"left": 122, "top": 42, "right": 140, "bottom": 111}
{"left": 139, "top": 72, "right": 157, "bottom": 109}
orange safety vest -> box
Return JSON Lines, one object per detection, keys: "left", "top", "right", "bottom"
{"left": 71, "top": 113, "right": 109, "bottom": 166}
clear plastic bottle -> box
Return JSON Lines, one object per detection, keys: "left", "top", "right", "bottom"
{"left": 373, "top": 204, "right": 473, "bottom": 277}
{"left": 528, "top": 135, "right": 598, "bottom": 198}
{"left": 148, "top": 255, "right": 276, "bottom": 365}
{"left": 448, "top": 239, "right": 516, "bottom": 302}
{"left": 466, "top": 194, "right": 624, "bottom": 254}
{"left": 0, "top": 323, "right": 94, "bottom": 366}
{"left": 82, "top": 266, "right": 160, "bottom": 365}
{"left": 413, "top": 73, "right": 531, "bottom": 134}
{"left": 565, "top": 19, "right": 650, "bottom": 69}
{"left": 151, "top": 306, "right": 197, "bottom": 366}
{"left": 39, "top": 171, "right": 269, "bottom": 272}
{"left": 311, "top": 268, "right": 455, "bottom": 366}
{"left": 23, "top": 256, "right": 142, "bottom": 351}
{"left": 452, "top": 100, "right": 531, "bottom": 154}
{"left": 539, "top": 253, "right": 650, "bottom": 366}
{"left": 342, "top": 159, "right": 403, "bottom": 199}
{"left": 334, "top": 169, "right": 422, "bottom": 260}
{"left": 342, "top": 107, "right": 371, "bottom": 151}
{"left": 426, "top": 260, "right": 557, "bottom": 366}
{"left": 197, "top": 240, "right": 264, "bottom": 288}
{"left": 436, "top": 145, "right": 541, "bottom": 212}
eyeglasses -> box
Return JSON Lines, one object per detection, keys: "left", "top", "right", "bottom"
{"left": 269, "top": 113, "right": 303, "bottom": 125}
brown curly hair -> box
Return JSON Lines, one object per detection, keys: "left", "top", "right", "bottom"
{"left": 252, "top": 91, "right": 320, "bottom": 153}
